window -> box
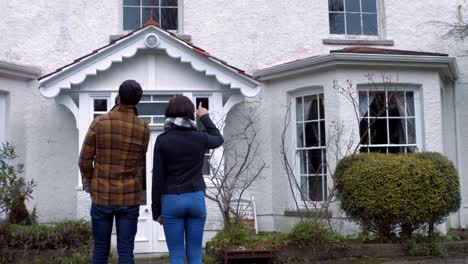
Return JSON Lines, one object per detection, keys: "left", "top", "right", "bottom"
{"left": 328, "top": 0, "right": 378, "bottom": 35}
{"left": 123, "top": 0, "right": 178, "bottom": 31}
{"left": 195, "top": 97, "right": 211, "bottom": 176}
{"left": 295, "top": 94, "right": 327, "bottom": 201}
{"left": 137, "top": 94, "right": 176, "bottom": 126}
{"left": 0, "top": 93, "right": 7, "bottom": 143}
{"left": 93, "top": 99, "right": 108, "bottom": 119}
{"left": 359, "top": 90, "right": 417, "bottom": 153}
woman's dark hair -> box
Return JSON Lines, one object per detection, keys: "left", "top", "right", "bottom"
{"left": 165, "top": 95, "right": 195, "bottom": 120}
{"left": 119, "top": 80, "right": 143, "bottom": 105}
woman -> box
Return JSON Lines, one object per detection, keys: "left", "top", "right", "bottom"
{"left": 152, "top": 95, "right": 224, "bottom": 264}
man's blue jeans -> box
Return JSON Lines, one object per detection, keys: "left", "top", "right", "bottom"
{"left": 162, "top": 191, "right": 207, "bottom": 264}
{"left": 90, "top": 203, "right": 140, "bottom": 264}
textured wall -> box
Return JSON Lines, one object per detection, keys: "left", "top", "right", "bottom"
{"left": 1, "top": 0, "right": 467, "bottom": 228}
{"left": 0, "top": 76, "right": 78, "bottom": 222}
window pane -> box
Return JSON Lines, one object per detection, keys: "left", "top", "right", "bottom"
{"left": 346, "top": 13, "right": 362, "bottom": 35}
{"left": 297, "top": 123, "right": 304, "bottom": 148}
{"left": 299, "top": 151, "right": 307, "bottom": 174}
{"left": 124, "top": 0, "right": 141, "bottom": 6}
{"left": 94, "top": 99, "right": 107, "bottom": 112}
{"left": 407, "top": 146, "right": 417, "bottom": 153}
{"left": 319, "top": 94, "right": 325, "bottom": 119}
{"left": 307, "top": 149, "right": 323, "bottom": 174}
{"left": 300, "top": 176, "right": 309, "bottom": 200}
{"left": 196, "top": 97, "right": 209, "bottom": 110}
{"left": 304, "top": 95, "right": 319, "bottom": 121}
{"left": 322, "top": 149, "right": 327, "bottom": 173}
{"left": 142, "top": 7, "right": 160, "bottom": 25}
{"left": 142, "top": 0, "right": 159, "bottom": 6}
{"left": 346, "top": 0, "right": 361, "bottom": 12}
{"left": 141, "top": 117, "right": 151, "bottom": 123}
{"left": 407, "top": 118, "right": 416, "bottom": 144}
{"left": 389, "top": 118, "right": 406, "bottom": 144}
{"left": 296, "top": 97, "right": 303, "bottom": 121}
{"left": 137, "top": 102, "right": 167, "bottom": 115}
{"left": 153, "top": 116, "right": 165, "bottom": 124}
{"left": 388, "top": 92, "right": 405, "bottom": 117}
{"left": 361, "top": 0, "right": 377, "bottom": 12}
{"left": 388, "top": 146, "right": 405, "bottom": 154}
{"left": 308, "top": 176, "right": 323, "bottom": 201}
{"left": 329, "top": 13, "right": 345, "bottom": 34}
{"left": 370, "top": 118, "right": 388, "bottom": 144}
{"left": 320, "top": 121, "right": 326, "bottom": 146}
{"left": 359, "top": 91, "right": 368, "bottom": 117}
{"left": 305, "top": 122, "right": 319, "bottom": 147}
{"left": 161, "top": 8, "right": 178, "bottom": 30}
{"left": 362, "top": 13, "right": 378, "bottom": 35}
{"left": 406, "top": 91, "right": 415, "bottom": 116}
{"left": 359, "top": 118, "right": 369, "bottom": 145}
{"left": 329, "top": 0, "right": 344, "bottom": 11}
{"left": 161, "top": 0, "right": 178, "bottom": 6}
{"left": 123, "top": 7, "right": 141, "bottom": 30}
{"left": 141, "top": 95, "right": 151, "bottom": 102}
{"left": 154, "top": 95, "right": 175, "bottom": 101}
{"left": 369, "top": 92, "right": 386, "bottom": 117}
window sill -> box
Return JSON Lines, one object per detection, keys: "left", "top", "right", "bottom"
{"left": 110, "top": 33, "right": 192, "bottom": 42}
{"left": 323, "top": 38, "right": 394, "bottom": 46}
{"left": 284, "top": 209, "right": 332, "bottom": 218}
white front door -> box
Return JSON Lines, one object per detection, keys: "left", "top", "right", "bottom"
{"left": 134, "top": 130, "right": 167, "bottom": 253}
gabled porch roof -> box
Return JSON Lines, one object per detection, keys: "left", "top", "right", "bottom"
{"left": 38, "top": 20, "right": 261, "bottom": 98}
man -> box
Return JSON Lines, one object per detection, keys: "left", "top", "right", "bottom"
{"left": 79, "top": 80, "right": 150, "bottom": 264}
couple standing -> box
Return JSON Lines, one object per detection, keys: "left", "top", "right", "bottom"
{"left": 79, "top": 80, "right": 224, "bottom": 264}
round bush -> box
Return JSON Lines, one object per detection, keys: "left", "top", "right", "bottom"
{"left": 335, "top": 153, "right": 460, "bottom": 239}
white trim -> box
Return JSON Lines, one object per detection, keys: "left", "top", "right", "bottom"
{"left": 39, "top": 26, "right": 260, "bottom": 98}
{"left": 254, "top": 53, "right": 459, "bottom": 81}
{"left": 0, "top": 61, "right": 41, "bottom": 80}
{"left": 0, "top": 93, "right": 7, "bottom": 143}
{"left": 289, "top": 87, "right": 327, "bottom": 204}
{"left": 55, "top": 95, "right": 79, "bottom": 129}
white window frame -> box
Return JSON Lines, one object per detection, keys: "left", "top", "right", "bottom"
{"left": 291, "top": 89, "right": 327, "bottom": 202}
{"left": 357, "top": 85, "right": 423, "bottom": 153}
{"left": 122, "top": 0, "right": 183, "bottom": 33}
{"left": 0, "top": 92, "right": 7, "bottom": 143}
{"left": 138, "top": 93, "right": 177, "bottom": 127}
{"left": 328, "top": 0, "right": 384, "bottom": 38}
{"left": 90, "top": 95, "right": 111, "bottom": 121}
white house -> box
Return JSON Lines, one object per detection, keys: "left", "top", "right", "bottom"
{"left": 1, "top": 0, "right": 468, "bottom": 254}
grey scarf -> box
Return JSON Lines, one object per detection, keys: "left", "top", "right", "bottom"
{"left": 164, "top": 117, "right": 197, "bottom": 131}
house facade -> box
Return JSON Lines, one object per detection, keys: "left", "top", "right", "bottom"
{"left": 1, "top": 0, "right": 468, "bottom": 254}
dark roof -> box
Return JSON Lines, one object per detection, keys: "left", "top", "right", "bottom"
{"left": 39, "top": 19, "right": 255, "bottom": 81}
{"left": 330, "top": 47, "right": 449, "bottom": 57}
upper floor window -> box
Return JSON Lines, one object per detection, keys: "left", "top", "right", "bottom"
{"left": 295, "top": 93, "right": 327, "bottom": 201}
{"left": 359, "top": 89, "right": 418, "bottom": 153}
{"left": 328, "top": 0, "right": 378, "bottom": 35}
{"left": 123, "top": 0, "right": 178, "bottom": 31}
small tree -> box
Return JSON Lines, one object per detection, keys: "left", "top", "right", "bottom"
{"left": 0, "top": 142, "right": 36, "bottom": 224}
{"left": 205, "top": 104, "right": 267, "bottom": 227}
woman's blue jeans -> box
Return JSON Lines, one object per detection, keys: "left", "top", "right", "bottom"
{"left": 162, "top": 191, "right": 207, "bottom": 264}
{"left": 90, "top": 203, "right": 140, "bottom": 264}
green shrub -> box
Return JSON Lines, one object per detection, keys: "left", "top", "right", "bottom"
{"left": 286, "top": 220, "right": 342, "bottom": 246}
{"left": 0, "top": 142, "right": 36, "bottom": 224}
{"left": 5, "top": 220, "right": 92, "bottom": 250}
{"left": 335, "top": 153, "right": 461, "bottom": 240}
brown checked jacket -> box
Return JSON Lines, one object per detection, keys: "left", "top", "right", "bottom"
{"left": 79, "top": 105, "right": 150, "bottom": 206}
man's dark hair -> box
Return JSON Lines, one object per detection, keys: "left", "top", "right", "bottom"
{"left": 165, "top": 95, "right": 195, "bottom": 120}
{"left": 118, "top": 80, "right": 143, "bottom": 106}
